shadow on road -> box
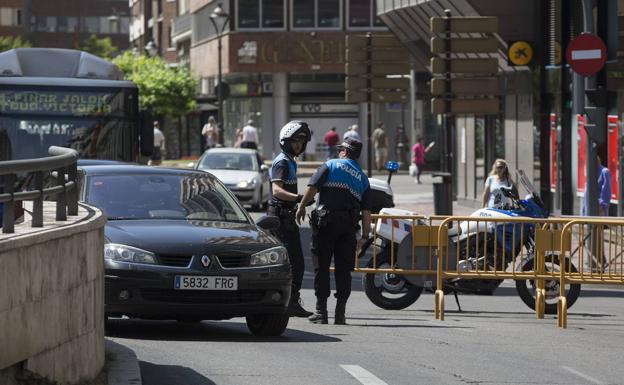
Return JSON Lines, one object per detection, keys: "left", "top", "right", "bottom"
{"left": 106, "top": 319, "right": 341, "bottom": 343}
{"left": 140, "top": 361, "right": 216, "bottom": 385}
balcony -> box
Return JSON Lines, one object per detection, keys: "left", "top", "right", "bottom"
{"left": 172, "top": 13, "right": 191, "bottom": 42}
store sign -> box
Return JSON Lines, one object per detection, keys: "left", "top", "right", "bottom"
{"left": 237, "top": 41, "right": 257, "bottom": 64}
{"left": 607, "top": 115, "right": 619, "bottom": 203}
{"left": 290, "top": 103, "right": 359, "bottom": 114}
{"left": 230, "top": 33, "right": 345, "bottom": 72}
{"left": 550, "top": 113, "right": 557, "bottom": 192}
{"left": 577, "top": 115, "right": 587, "bottom": 194}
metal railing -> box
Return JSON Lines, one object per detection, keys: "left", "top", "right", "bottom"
{"left": 0, "top": 146, "right": 79, "bottom": 233}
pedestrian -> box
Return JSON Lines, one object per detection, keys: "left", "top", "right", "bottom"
{"left": 410, "top": 136, "right": 434, "bottom": 184}
{"left": 268, "top": 121, "right": 314, "bottom": 318}
{"left": 151, "top": 121, "right": 165, "bottom": 166}
{"left": 233, "top": 128, "right": 243, "bottom": 148}
{"left": 581, "top": 156, "right": 612, "bottom": 217}
{"left": 241, "top": 119, "right": 259, "bottom": 149}
{"left": 395, "top": 125, "right": 409, "bottom": 167}
{"left": 580, "top": 156, "right": 612, "bottom": 272}
{"left": 323, "top": 126, "right": 340, "bottom": 159}
{"left": 201, "top": 116, "right": 219, "bottom": 150}
{"left": 481, "top": 159, "right": 518, "bottom": 209}
{"left": 343, "top": 124, "right": 361, "bottom": 142}
{"left": 372, "top": 121, "right": 388, "bottom": 171}
{"left": 296, "top": 137, "right": 372, "bottom": 325}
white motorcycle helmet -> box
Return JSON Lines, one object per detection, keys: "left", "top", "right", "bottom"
{"left": 279, "top": 120, "right": 311, "bottom": 156}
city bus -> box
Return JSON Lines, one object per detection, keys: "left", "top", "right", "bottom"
{"left": 0, "top": 48, "right": 152, "bottom": 162}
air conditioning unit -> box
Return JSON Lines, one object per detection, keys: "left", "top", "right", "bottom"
{"left": 262, "top": 82, "right": 273, "bottom": 94}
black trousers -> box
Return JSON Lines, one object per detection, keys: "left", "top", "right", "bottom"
{"left": 270, "top": 208, "right": 305, "bottom": 296}
{"left": 312, "top": 212, "right": 356, "bottom": 301}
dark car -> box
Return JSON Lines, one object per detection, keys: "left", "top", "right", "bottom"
{"left": 79, "top": 165, "right": 291, "bottom": 336}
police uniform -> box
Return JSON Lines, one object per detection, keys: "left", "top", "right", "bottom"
{"left": 268, "top": 151, "right": 310, "bottom": 316}
{"left": 307, "top": 142, "right": 372, "bottom": 323}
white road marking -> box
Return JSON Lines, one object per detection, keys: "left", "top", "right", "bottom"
{"left": 562, "top": 366, "right": 604, "bottom": 385}
{"left": 340, "top": 365, "right": 388, "bottom": 385}
{"left": 571, "top": 49, "right": 602, "bottom": 60}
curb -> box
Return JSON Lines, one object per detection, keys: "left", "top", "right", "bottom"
{"left": 105, "top": 339, "right": 142, "bottom": 385}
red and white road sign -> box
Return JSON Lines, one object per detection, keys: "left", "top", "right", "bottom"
{"left": 566, "top": 33, "right": 607, "bottom": 76}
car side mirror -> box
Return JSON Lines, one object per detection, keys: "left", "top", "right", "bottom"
{"left": 255, "top": 215, "right": 280, "bottom": 231}
{"left": 187, "top": 162, "right": 196, "bottom": 168}
{"left": 260, "top": 164, "right": 269, "bottom": 172}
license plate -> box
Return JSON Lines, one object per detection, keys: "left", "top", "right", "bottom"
{"left": 174, "top": 275, "right": 238, "bottom": 290}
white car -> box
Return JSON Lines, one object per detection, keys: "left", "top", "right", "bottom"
{"left": 194, "top": 148, "right": 270, "bottom": 211}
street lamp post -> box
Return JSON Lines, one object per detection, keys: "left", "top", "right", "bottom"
{"left": 209, "top": 3, "right": 230, "bottom": 146}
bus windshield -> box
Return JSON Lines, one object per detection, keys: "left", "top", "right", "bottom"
{"left": 0, "top": 85, "right": 138, "bottom": 161}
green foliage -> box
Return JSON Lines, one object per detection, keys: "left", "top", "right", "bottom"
{"left": 0, "top": 36, "right": 31, "bottom": 52}
{"left": 80, "top": 34, "right": 117, "bottom": 60}
{"left": 113, "top": 51, "right": 197, "bottom": 117}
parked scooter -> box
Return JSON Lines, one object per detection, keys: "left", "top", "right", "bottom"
{"left": 362, "top": 170, "right": 581, "bottom": 314}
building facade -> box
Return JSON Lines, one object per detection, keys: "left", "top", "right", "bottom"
{"left": 0, "top": 0, "right": 25, "bottom": 39}
{"left": 18, "top": 0, "right": 130, "bottom": 51}
{"left": 170, "top": 0, "right": 413, "bottom": 168}
{"left": 129, "top": 0, "right": 177, "bottom": 64}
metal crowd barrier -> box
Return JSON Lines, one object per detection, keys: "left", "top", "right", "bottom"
{"left": 0, "top": 146, "right": 79, "bottom": 233}
{"left": 434, "top": 216, "right": 572, "bottom": 321}
{"left": 557, "top": 218, "right": 624, "bottom": 328}
{"left": 352, "top": 212, "right": 624, "bottom": 329}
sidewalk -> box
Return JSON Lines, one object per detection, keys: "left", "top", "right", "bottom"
{"left": 105, "top": 339, "right": 142, "bottom": 385}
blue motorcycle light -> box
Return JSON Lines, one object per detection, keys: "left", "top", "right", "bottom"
{"left": 385, "top": 161, "right": 399, "bottom": 172}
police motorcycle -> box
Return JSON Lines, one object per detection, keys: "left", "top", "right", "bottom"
{"left": 362, "top": 169, "right": 582, "bottom": 314}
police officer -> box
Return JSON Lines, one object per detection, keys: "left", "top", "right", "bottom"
{"left": 296, "top": 137, "right": 372, "bottom": 324}
{"left": 268, "top": 121, "right": 313, "bottom": 317}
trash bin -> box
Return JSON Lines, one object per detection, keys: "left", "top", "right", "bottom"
{"left": 432, "top": 172, "right": 453, "bottom": 216}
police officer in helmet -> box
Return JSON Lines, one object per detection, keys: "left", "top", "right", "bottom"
{"left": 296, "top": 137, "right": 372, "bottom": 324}
{"left": 268, "top": 121, "right": 313, "bottom": 317}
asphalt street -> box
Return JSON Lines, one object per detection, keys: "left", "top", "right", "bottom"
{"left": 107, "top": 174, "right": 624, "bottom": 385}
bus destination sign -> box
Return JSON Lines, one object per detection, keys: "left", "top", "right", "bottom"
{"left": 0, "top": 90, "right": 116, "bottom": 116}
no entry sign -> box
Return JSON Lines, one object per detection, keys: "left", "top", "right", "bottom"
{"left": 566, "top": 33, "right": 607, "bottom": 76}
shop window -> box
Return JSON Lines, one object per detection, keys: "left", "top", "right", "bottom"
{"left": 348, "top": 0, "right": 385, "bottom": 29}
{"left": 292, "top": 0, "right": 341, "bottom": 29}
{"left": 237, "top": 0, "right": 284, "bottom": 29}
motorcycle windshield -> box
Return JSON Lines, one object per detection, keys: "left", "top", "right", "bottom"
{"left": 517, "top": 170, "right": 536, "bottom": 196}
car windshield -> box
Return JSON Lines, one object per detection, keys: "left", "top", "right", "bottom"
{"left": 85, "top": 173, "right": 251, "bottom": 222}
{"left": 198, "top": 152, "right": 257, "bottom": 171}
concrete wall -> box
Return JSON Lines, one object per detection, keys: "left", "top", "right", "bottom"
{"left": 0, "top": 203, "right": 106, "bottom": 384}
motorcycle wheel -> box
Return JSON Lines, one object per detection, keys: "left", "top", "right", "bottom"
{"left": 515, "top": 255, "right": 581, "bottom": 315}
{"left": 362, "top": 251, "right": 423, "bottom": 310}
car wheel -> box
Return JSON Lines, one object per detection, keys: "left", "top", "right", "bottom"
{"left": 245, "top": 314, "right": 289, "bottom": 336}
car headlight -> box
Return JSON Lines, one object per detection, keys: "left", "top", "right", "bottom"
{"left": 250, "top": 246, "right": 288, "bottom": 266}
{"left": 237, "top": 179, "right": 257, "bottom": 189}
{"left": 104, "top": 243, "right": 156, "bottom": 264}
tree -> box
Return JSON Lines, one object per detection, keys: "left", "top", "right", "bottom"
{"left": 80, "top": 35, "right": 117, "bottom": 60}
{"left": 112, "top": 50, "right": 197, "bottom": 118}
{"left": 0, "top": 36, "right": 31, "bottom": 52}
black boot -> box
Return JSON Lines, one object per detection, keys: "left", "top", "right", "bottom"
{"left": 334, "top": 300, "right": 347, "bottom": 325}
{"left": 287, "top": 292, "right": 313, "bottom": 318}
{"left": 308, "top": 298, "right": 328, "bottom": 324}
